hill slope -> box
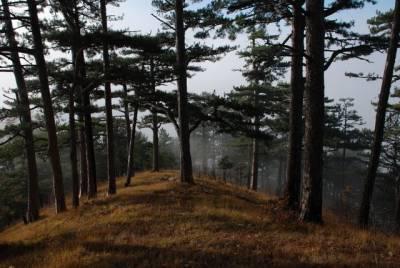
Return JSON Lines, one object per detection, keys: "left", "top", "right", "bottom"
{"left": 1, "top": 171, "right": 400, "bottom": 267}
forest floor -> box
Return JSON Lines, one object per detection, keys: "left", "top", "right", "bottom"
{"left": 1, "top": 171, "right": 400, "bottom": 267}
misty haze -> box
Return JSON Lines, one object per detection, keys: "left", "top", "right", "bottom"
{"left": 0, "top": 0, "right": 400, "bottom": 267}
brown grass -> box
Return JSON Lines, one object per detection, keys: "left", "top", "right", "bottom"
{"left": 1, "top": 171, "right": 400, "bottom": 267}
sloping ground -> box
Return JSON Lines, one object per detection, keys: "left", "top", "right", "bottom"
{"left": 1, "top": 171, "right": 400, "bottom": 267}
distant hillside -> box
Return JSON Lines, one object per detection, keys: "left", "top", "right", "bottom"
{"left": 0, "top": 171, "right": 399, "bottom": 267}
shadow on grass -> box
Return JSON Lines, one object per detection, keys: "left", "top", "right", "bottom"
{"left": 82, "top": 241, "right": 273, "bottom": 268}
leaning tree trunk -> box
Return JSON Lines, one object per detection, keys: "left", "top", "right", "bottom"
{"left": 100, "top": 0, "right": 116, "bottom": 195}
{"left": 359, "top": 0, "right": 400, "bottom": 228}
{"left": 125, "top": 103, "right": 139, "bottom": 187}
{"left": 175, "top": 0, "right": 194, "bottom": 184}
{"left": 27, "top": 0, "right": 66, "bottom": 213}
{"left": 299, "top": 0, "right": 325, "bottom": 223}
{"left": 285, "top": 0, "right": 306, "bottom": 210}
{"left": 2, "top": 0, "right": 40, "bottom": 221}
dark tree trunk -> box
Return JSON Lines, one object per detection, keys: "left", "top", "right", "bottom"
{"left": 125, "top": 103, "right": 139, "bottom": 187}
{"left": 80, "top": 58, "right": 97, "bottom": 199}
{"left": 27, "top": 0, "right": 66, "bottom": 213}
{"left": 100, "top": 0, "right": 116, "bottom": 195}
{"left": 299, "top": 0, "right": 325, "bottom": 223}
{"left": 250, "top": 136, "right": 259, "bottom": 191}
{"left": 175, "top": 0, "right": 193, "bottom": 184}
{"left": 152, "top": 118, "right": 160, "bottom": 172}
{"left": 285, "top": 0, "right": 306, "bottom": 210}
{"left": 201, "top": 124, "right": 208, "bottom": 175}
{"left": 79, "top": 117, "right": 88, "bottom": 197}
{"left": 250, "top": 36, "right": 260, "bottom": 192}
{"left": 247, "top": 141, "right": 252, "bottom": 189}
{"left": 69, "top": 7, "right": 81, "bottom": 207}
{"left": 2, "top": 0, "right": 40, "bottom": 221}
{"left": 67, "top": 1, "right": 88, "bottom": 198}
{"left": 359, "top": 0, "right": 400, "bottom": 228}
{"left": 150, "top": 58, "right": 160, "bottom": 172}
{"left": 69, "top": 79, "right": 79, "bottom": 208}
{"left": 61, "top": 2, "right": 97, "bottom": 198}
{"left": 122, "top": 84, "right": 131, "bottom": 145}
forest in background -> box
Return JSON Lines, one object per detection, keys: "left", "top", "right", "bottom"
{"left": 0, "top": 0, "right": 399, "bottom": 236}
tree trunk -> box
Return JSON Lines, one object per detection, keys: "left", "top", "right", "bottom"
{"left": 247, "top": 141, "right": 252, "bottom": 189}
{"left": 285, "top": 0, "right": 306, "bottom": 210}
{"left": 299, "top": 0, "right": 325, "bottom": 223}
{"left": 69, "top": 9, "right": 81, "bottom": 207}
{"left": 122, "top": 84, "right": 131, "bottom": 145}
{"left": 79, "top": 117, "right": 87, "bottom": 197}
{"left": 150, "top": 58, "right": 160, "bottom": 172}
{"left": 2, "top": 0, "right": 40, "bottom": 221}
{"left": 125, "top": 103, "right": 139, "bottom": 187}
{"left": 27, "top": 0, "right": 66, "bottom": 213}
{"left": 68, "top": 1, "right": 88, "bottom": 198}
{"left": 69, "top": 80, "right": 79, "bottom": 208}
{"left": 65, "top": 7, "right": 97, "bottom": 199}
{"left": 201, "top": 124, "right": 208, "bottom": 175}
{"left": 175, "top": 0, "right": 194, "bottom": 184}
{"left": 152, "top": 119, "right": 160, "bottom": 172}
{"left": 250, "top": 137, "right": 259, "bottom": 191}
{"left": 359, "top": 0, "right": 400, "bottom": 228}
{"left": 100, "top": 0, "right": 116, "bottom": 195}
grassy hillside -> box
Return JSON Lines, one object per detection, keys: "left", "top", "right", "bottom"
{"left": 1, "top": 171, "right": 400, "bottom": 267}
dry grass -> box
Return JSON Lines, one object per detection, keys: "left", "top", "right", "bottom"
{"left": 1, "top": 171, "right": 400, "bottom": 267}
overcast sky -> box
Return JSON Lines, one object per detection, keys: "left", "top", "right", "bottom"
{"left": 0, "top": 0, "right": 398, "bottom": 129}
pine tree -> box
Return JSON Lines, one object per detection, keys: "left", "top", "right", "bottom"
{"left": 1, "top": 0, "right": 41, "bottom": 221}
{"left": 100, "top": 0, "right": 116, "bottom": 195}
{"left": 152, "top": 0, "right": 231, "bottom": 184}
{"left": 27, "top": 0, "right": 66, "bottom": 213}
{"left": 359, "top": 0, "right": 400, "bottom": 227}
{"left": 298, "top": 0, "right": 325, "bottom": 223}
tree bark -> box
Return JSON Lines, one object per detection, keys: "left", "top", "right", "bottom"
{"left": 175, "top": 0, "right": 194, "bottom": 184}
{"left": 201, "top": 123, "right": 208, "bottom": 175}
{"left": 78, "top": 117, "right": 87, "bottom": 197}
{"left": 125, "top": 103, "right": 139, "bottom": 187}
{"left": 69, "top": 77, "right": 79, "bottom": 208}
{"left": 150, "top": 58, "right": 160, "bottom": 172}
{"left": 27, "top": 0, "right": 66, "bottom": 213}
{"left": 284, "top": 0, "right": 306, "bottom": 210}
{"left": 2, "top": 0, "right": 40, "bottom": 221}
{"left": 359, "top": 0, "right": 400, "bottom": 228}
{"left": 299, "top": 0, "right": 325, "bottom": 223}
{"left": 152, "top": 118, "right": 160, "bottom": 172}
{"left": 61, "top": 0, "right": 96, "bottom": 199}
{"left": 122, "top": 84, "right": 131, "bottom": 145}
{"left": 100, "top": 0, "right": 116, "bottom": 195}
{"left": 250, "top": 136, "right": 259, "bottom": 191}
